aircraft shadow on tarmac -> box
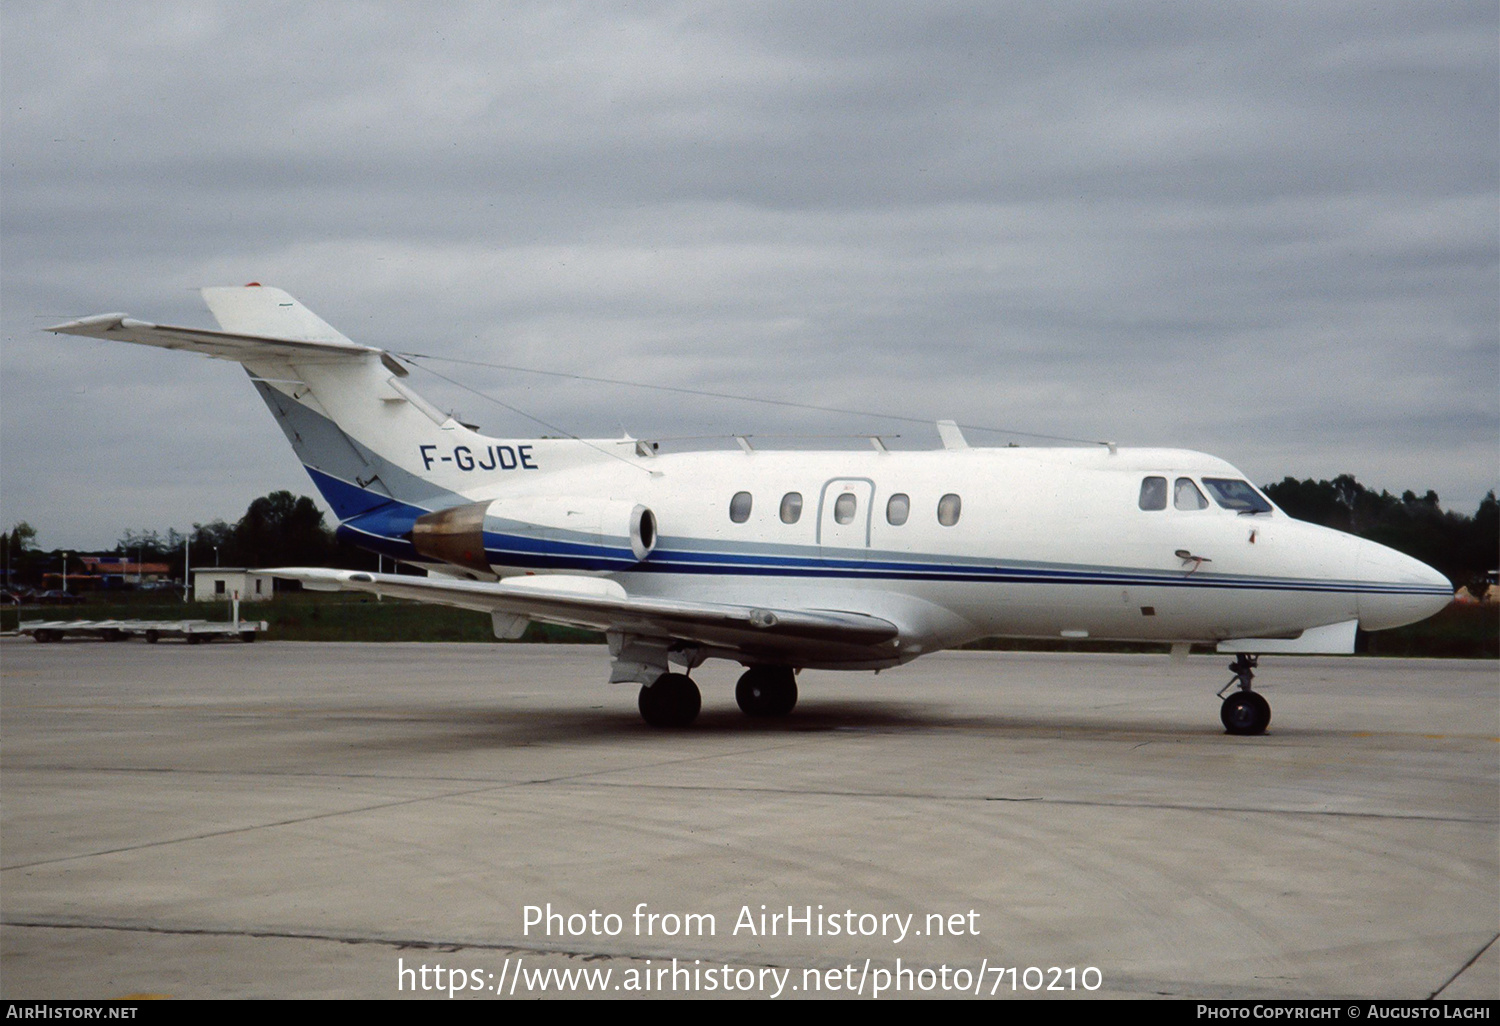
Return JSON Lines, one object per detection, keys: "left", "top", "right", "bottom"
{"left": 327, "top": 699, "right": 1274, "bottom": 755}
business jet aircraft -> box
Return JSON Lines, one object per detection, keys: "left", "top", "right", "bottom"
{"left": 49, "top": 286, "right": 1452, "bottom": 734}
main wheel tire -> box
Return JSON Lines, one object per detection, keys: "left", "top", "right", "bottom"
{"left": 638, "top": 672, "right": 701, "bottom": 728}
{"left": 1221, "top": 690, "right": 1271, "bottom": 735}
{"left": 735, "top": 666, "right": 798, "bottom": 718}
{"left": 145, "top": 630, "right": 160, "bottom": 644}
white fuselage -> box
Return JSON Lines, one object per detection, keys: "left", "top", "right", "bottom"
{"left": 428, "top": 441, "right": 1451, "bottom": 664}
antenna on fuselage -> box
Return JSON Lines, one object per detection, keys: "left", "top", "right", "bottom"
{"left": 936, "top": 420, "right": 970, "bottom": 450}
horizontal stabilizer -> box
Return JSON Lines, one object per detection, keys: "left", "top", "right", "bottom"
{"left": 46, "top": 312, "right": 392, "bottom": 367}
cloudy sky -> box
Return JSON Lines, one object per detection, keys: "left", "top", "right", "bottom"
{"left": 3, "top": 1, "right": 1495, "bottom": 551}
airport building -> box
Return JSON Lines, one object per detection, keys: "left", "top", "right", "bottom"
{"left": 192, "top": 568, "right": 275, "bottom": 602}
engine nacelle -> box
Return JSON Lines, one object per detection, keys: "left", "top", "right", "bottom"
{"left": 412, "top": 496, "right": 657, "bottom": 574}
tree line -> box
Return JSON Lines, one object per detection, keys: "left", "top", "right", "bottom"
{"left": 1261, "top": 476, "right": 1496, "bottom": 594}
{"left": 2, "top": 491, "right": 377, "bottom": 590}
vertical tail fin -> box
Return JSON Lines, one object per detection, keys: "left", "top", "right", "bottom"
{"left": 196, "top": 287, "right": 470, "bottom": 521}
{"left": 200, "top": 284, "right": 355, "bottom": 344}
{"left": 49, "top": 287, "right": 624, "bottom": 544}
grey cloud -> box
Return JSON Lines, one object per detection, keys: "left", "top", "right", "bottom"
{"left": 2, "top": 1, "right": 1494, "bottom": 548}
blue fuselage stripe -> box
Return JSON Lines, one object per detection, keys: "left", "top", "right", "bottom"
{"left": 474, "top": 531, "right": 1449, "bottom": 597}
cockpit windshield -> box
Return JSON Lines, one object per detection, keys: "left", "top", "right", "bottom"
{"left": 1201, "top": 478, "right": 1273, "bottom": 514}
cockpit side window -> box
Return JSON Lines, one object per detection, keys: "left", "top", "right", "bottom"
{"left": 1174, "top": 477, "right": 1208, "bottom": 511}
{"left": 1139, "top": 476, "right": 1167, "bottom": 511}
{"left": 1202, "top": 478, "right": 1273, "bottom": 514}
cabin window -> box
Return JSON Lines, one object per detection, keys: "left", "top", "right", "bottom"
{"left": 215, "top": 580, "right": 226, "bottom": 595}
{"left": 779, "top": 492, "right": 803, "bottom": 524}
{"left": 729, "top": 491, "right": 753, "bottom": 523}
{"left": 1139, "top": 476, "right": 1167, "bottom": 511}
{"left": 834, "top": 492, "right": 857, "bottom": 524}
{"left": 1174, "top": 478, "right": 1208, "bottom": 511}
{"left": 886, "top": 493, "right": 910, "bottom": 526}
{"left": 937, "top": 493, "right": 962, "bottom": 526}
{"left": 1202, "top": 478, "right": 1273, "bottom": 514}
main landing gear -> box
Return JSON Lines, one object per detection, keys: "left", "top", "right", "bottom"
{"left": 637, "top": 672, "right": 701, "bottom": 728}
{"left": 635, "top": 665, "right": 800, "bottom": 727}
{"left": 735, "top": 666, "right": 798, "bottom": 718}
{"left": 1218, "top": 653, "right": 1271, "bottom": 735}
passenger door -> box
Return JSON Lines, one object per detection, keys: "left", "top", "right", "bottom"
{"left": 818, "top": 478, "right": 874, "bottom": 562}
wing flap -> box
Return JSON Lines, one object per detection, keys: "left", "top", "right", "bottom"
{"left": 264, "top": 568, "right": 901, "bottom": 650}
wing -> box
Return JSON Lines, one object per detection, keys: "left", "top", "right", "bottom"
{"left": 264, "top": 568, "right": 902, "bottom": 664}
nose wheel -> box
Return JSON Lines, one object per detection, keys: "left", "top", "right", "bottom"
{"left": 1220, "top": 690, "right": 1271, "bottom": 734}
{"left": 638, "top": 672, "right": 701, "bottom": 728}
{"left": 1218, "top": 654, "right": 1270, "bottom": 735}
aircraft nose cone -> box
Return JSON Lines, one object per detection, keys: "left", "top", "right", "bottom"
{"left": 1355, "top": 539, "right": 1452, "bottom": 631}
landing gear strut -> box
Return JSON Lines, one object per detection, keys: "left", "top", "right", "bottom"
{"left": 638, "top": 672, "right": 701, "bottom": 728}
{"left": 1218, "top": 654, "right": 1270, "bottom": 735}
{"left": 735, "top": 666, "right": 798, "bottom": 718}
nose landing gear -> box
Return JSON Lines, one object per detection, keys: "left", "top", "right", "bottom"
{"left": 1218, "top": 653, "right": 1270, "bottom": 735}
